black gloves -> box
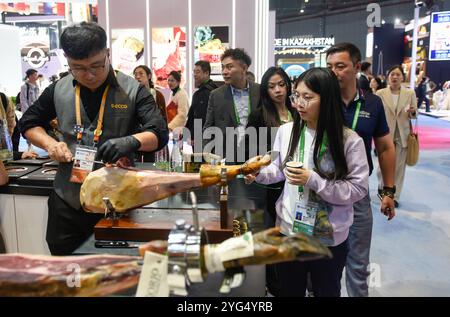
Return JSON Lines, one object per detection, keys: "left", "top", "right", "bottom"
{"left": 97, "top": 136, "right": 141, "bottom": 163}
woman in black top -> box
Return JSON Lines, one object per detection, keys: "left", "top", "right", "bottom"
{"left": 246, "top": 67, "right": 295, "bottom": 296}
{"left": 247, "top": 67, "right": 295, "bottom": 225}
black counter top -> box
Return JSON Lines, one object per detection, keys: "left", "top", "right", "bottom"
{"left": 0, "top": 182, "right": 53, "bottom": 196}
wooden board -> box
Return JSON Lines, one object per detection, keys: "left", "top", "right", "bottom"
{"left": 94, "top": 208, "right": 233, "bottom": 243}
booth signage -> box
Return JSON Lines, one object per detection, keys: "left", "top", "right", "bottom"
{"left": 23, "top": 47, "right": 50, "bottom": 69}
{"left": 429, "top": 11, "right": 450, "bottom": 61}
{"left": 274, "top": 37, "right": 335, "bottom": 49}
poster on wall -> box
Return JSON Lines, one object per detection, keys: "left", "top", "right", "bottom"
{"left": 429, "top": 11, "right": 450, "bottom": 61}
{"left": 111, "top": 29, "right": 145, "bottom": 76}
{"left": 194, "top": 26, "right": 229, "bottom": 81}
{"left": 152, "top": 27, "right": 186, "bottom": 89}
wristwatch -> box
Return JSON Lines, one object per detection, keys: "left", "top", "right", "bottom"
{"left": 381, "top": 186, "right": 396, "bottom": 199}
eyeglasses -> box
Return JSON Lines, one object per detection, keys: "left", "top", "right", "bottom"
{"left": 289, "top": 94, "right": 310, "bottom": 108}
{"left": 69, "top": 56, "right": 108, "bottom": 76}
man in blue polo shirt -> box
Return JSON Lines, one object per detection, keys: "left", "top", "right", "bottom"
{"left": 327, "top": 43, "right": 396, "bottom": 297}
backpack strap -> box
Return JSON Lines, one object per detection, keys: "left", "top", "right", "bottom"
{"left": 26, "top": 82, "right": 30, "bottom": 102}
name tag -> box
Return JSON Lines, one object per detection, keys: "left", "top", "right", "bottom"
{"left": 292, "top": 201, "right": 319, "bottom": 236}
{"left": 69, "top": 145, "right": 97, "bottom": 184}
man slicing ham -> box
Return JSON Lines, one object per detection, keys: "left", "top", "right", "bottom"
{"left": 19, "top": 22, "right": 169, "bottom": 256}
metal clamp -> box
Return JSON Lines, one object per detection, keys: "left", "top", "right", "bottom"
{"left": 102, "top": 197, "right": 119, "bottom": 221}
{"left": 167, "top": 192, "right": 207, "bottom": 296}
{"left": 167, "top": 219, "right": 190, "bottom": 296}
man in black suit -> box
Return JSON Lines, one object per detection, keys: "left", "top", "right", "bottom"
{"left": 358, "top": 61, "right": 372, "bottom": 93}
{"left": 203, "top": 48, "right": 260, "bottom": 163}
{"left": 185, "top": 60, "right": 218, "bottom": 145}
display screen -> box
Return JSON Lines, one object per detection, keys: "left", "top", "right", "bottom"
{"left": 194, "top": 26, "right": 229, "bottom": 82}
{"left": 429, "top": 11, "right": 450, "bottom": 61}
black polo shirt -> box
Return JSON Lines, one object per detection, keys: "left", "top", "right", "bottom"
{"left": 342, "top": 90, "right": 389, "bottom": 175}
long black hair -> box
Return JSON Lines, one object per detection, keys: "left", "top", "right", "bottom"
{"left": 259, "top": 67, "right": 296, "bottom": 127}
{"left": 284, "top": 67, "right": 348, "bottom": 180}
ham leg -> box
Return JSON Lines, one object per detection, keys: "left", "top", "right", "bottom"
{"left": 138, "top": 227, "right": 332, "bottom": 270}
{"left": 0, "top": 253, "right": 141, "bottom": 297}
{"left": 80, "top": 154, "right": 271, "bottom": 213}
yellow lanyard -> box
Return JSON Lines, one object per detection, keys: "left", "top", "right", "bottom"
{"left": 75, "top": 84, "right": 110, "bottom": 145}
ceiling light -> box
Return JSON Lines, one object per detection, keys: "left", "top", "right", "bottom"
{"left": 382, "top": 20, "right": 386, "bottom": 24}
{"left": 300, "top": 9, "right": 304, "bottom": 13}
{"left": 305, "top": 0, "right": 309, "bottom": 2}
{"left": 395, "top": 18, "right": 400, "bottom": 24}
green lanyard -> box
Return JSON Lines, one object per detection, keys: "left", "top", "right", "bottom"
{"left": 297, "top": 126, "right": 328, "bottom": 194}
{"left": 232, "top": 88, "right": 251, "bottom": 126}
{"left": 351, "top": 101, "right": 362, "bottom": 131}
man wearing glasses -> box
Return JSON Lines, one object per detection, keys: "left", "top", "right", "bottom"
{"left": 19, "top": 22, "right": 168, "bottom": 255}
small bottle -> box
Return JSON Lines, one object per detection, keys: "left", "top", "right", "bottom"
{"left": 170, "top": 137, "right": 183, "bottom": 173}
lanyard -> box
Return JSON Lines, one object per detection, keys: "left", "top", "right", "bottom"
{"left": 297, "top": 125, "right": 327, "bottom": 194}
{"left": 351, "top": 101, "right": 362, "bottom": 131}
{"left": 75, "top": 84, "right": 110, "bottom": 145}
{"left": 232, "top": 88, "right": 251, "bottom": 126}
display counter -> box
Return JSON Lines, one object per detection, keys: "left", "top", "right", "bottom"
{"left": 0, "top": 162, "right": 267, "bottom": 256}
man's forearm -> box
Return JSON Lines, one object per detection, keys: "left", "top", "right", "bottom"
{"left": 378, "top": 146, "right": 395, "bottom": 187}
{"left": 24, "top": 126, "right": 58, "bottom": 152}
{"left": 132, "top": 131, "right": 159, "bottom": 152}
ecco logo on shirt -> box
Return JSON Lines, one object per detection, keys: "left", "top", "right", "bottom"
{"left": 111, "top": 104, "right": 128, "bottom": 109}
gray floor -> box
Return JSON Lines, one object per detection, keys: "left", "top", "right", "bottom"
{"left": 341, "top": 145, "right": 450, "bottom": 297}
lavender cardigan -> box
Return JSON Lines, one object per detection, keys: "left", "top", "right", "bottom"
{"left": 255, "top": 122, "right": 369, "bottom": 246}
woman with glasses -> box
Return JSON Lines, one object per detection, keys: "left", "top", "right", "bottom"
{"left": 246, "top": 67, "right": 295, "bottom": 296}
{"left": 133, "top": 66, "right": 169, "bottom": 163}
{"left": 133, "top": 65, "right": 167, "bottom": 120}
{"left": 133, "top": 65, "right": 167, "bottom": 121}
{"left": 166, "top": 71, "right": 189, "bottom": 131}
{"left": 245, "top": 68, "right": 369, "bottom": 296}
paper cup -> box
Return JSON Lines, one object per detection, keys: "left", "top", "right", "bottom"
{"left": 286, "top": 161, "right": 303, "bottom": 169}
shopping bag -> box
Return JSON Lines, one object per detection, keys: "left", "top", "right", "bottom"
{"left": 406, "top": 119, "right": 419, "bottom": 166}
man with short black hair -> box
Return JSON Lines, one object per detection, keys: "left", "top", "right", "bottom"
{"left": 359, "top": 61, "right": 372, "bottom": 93}
{"left": 326, "top": 42, "right": 396, "bottom": 297}
{"left": 203, "top": 48, "right": 260, "bottom": 163}
{"left": 185, "top": 60, "right": 218, "bottom": 144}
{"left": 20, "top": 22, "right": 168, "bottom": 255}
